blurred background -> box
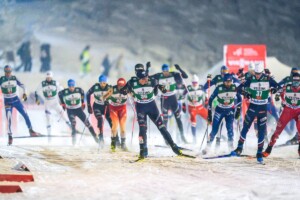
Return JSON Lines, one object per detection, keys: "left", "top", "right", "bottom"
{"left": 0, "top": 0, "right": 299, "bottom": 88}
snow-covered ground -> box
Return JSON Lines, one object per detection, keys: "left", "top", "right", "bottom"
{"left": 0, "top": 108, "right": 299, "bottom": 200}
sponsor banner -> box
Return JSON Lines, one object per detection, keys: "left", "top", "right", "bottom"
{"left": 224, "top": 44, "right": 266, "bottom": 73}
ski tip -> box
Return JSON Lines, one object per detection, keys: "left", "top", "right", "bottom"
{"left": 129, "top": 158, "right": 145, "bottom": 163}
{"left": 178, "top": 154, "right": 196, "bottom": 159}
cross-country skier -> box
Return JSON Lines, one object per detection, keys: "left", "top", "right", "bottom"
{"left": 86, "top": 75, "right": 118, "bottom": 146}
{"left": 276, "top": 67, "right": 299, "bottom": 143}
{"left": 120, "top": 67, "right": 183, "bottom": 159}
{"left": 204, "top": 65, "right": 240, "bottom": 91}
{"left": 184, "top": 74, "right": 208, "bottom": 143}
{"left": 58, "top": 79, "right": 98, "bottom": 145}
{"left": 231, "top": 62, "right": 280, "bottom": 163}
{"left": 263, "top": 72, "right": 300, "bottom": 158}
{"left": 35, "top": 71, "right": 71, "bottom": 136}
{"left": 0, "top": 65, "right": 40, "bottom": 145}
{"left": 152, "top": 64, "right": 189, "bottom": 143}
{"left": 203, "top": 74, "right": 241, "bottom": 154}
{"left": 104, "top": 78, "right": 128, "bottom": 151}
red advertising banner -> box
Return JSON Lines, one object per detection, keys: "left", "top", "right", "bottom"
{"left": 223, "top": 44, "right": 267, "bottom": 73}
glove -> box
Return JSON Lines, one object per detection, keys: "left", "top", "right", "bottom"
{"left": 207, "top": 74, "right": 212, "bottom": 81}
{"left": 235, "top": 107, "right": 241, "bottom": 120}
{"left": 243, "top": 91, "right": 251, "bottom": 99}
{"left": 22, "top": 93, "right": 27, "bottom": 101}
{"left": 270, "top": 88, "right": 277, "bottom": 94}
{"left": 281, "top": 102, "right": 286, "bottom": 107}
{"left": 81, "top": 103, "right": 86, "bottom": 110}
{"left": 237, "top": 68, "right": 244, "bottom": 75}
{"left": 207, "top": 108, "right": 212, "bottom": 124}
{"left": 264, "top": 68, "right": 271, "bottom": 75}
{"left": 158, "top": 85, "right": 167, "bottom": 93}
{"left": 146, "top": 61, "right": 151, "bottom": 70}
{"left": 104, "top": 100, "right": 109, "bottom": 106}
{"left": 275, "top": 94, "right": 280, "bottom": 101}
{"left": 120, "top": 87, "right": 128, "bottom": 95}
{"left": 61, "top": 104, "right": 66, "bottom": 111}
{"left": 88, "top": 105, "right": 93, "bottom": 114}
{"left": 174, "top": 64, "right": 181, "bottom": 70}
{"left": 182, "top": 103, "right": 186, "bottom": 113}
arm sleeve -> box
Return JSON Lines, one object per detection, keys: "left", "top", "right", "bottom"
{"left": 35, "top": 83, "right": 43, "bottom": 100}
{"left": 278, "top": 78, "right": 285, "bottom": 87}
{"left": 86, "top": 85, "right": 94, "bottom": 105}
{"left": 81, "top": 88, "right": 85, "bottom": 104}
{"left": 174, "top": 73, "right": 183, "bottom": 84}
{"left": 233, "top": 76, "right": 241, "bottom": 87}
{"left": 208, "top": 88, "right": 218, "bottom": 109}
{"left": 269, "top": 77, "right": 280, "bottom": 89}
{"left": 178, "top": 68, "right": 188, "bottom": 79}
{"left": 16, "top": 77, "right": 26, "bottom": 94}
{"left": 58, "top": 90, "right": 65, "bottom": 104}
{"left": 203, "top": 77, "right": 216, "bottom": 90}
{"left": 236, "top": 92, "right": 242, "bottom": 107}
{"left": 237, "top": 79, "right": 250, "bottom": 94}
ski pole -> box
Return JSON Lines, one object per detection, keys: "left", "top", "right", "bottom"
{"left": 78, "top": 113, "right": 90, "bottom": 145}
{"left": 127, "top": 95, "right": 136, "bottom": 145}
{"left": 98, "top": 105, "right": 108, "bottom": 152}
{"left": 199, "top": 123, "right": 209, "bottom": 152}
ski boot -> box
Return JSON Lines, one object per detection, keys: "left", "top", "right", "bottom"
{"left": 262, "top": 145, "right": 273, "bottom": 157}
{"left": 285, "top": 134, "right": 299, "bottom": 145}
{"left": 116, "top": 134, "right": 121, "bottom": 148}
{"left": 256, "top": 153, "right": 264, "bottom": 164}
{"left": 202, "top": 142, "right": 211, "bottom": 155}
{"left": 171, "top": 144, "right": 183, "bottom": 156}
{"left": 8, "top": 135, "right": 13, "bottom": 146}
{"left": 98, "top": 133, "right": 104, "bottom": 148}
{"left": 121, "top": 138, "right": 128, "bottom": 151}
{"left": 138, "top": 146, "right": 148, "bottom": 160}
{"left": 111, "top": 137, "right": 116, "bottom": 152}
{"left": 231, "top": 146, "right": 243, "bottom": 156}
{"left": 298, "top": 144, "right": 300, "bottom": 157}
{"left": 29, "top": 129, "right": 41, "bottom": 137}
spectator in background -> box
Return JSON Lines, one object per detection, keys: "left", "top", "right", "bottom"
{"left": 101, "top": 54, "right": 111, "bottom": 77}
{"left": 80, "top": 45, "right": 91, "bottom": 77}
{"left": 16, "top": 41, "right": 32, "bottom": 72}
{"left": 15, "top": 42, "right": 26, "bottom": 72}
{"left": 40, "top": 43, "right": 51, "bottom": 72}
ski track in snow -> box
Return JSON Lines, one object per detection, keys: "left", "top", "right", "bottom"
{"left": 0, "top": 137, "right": 299, "bottom": 200}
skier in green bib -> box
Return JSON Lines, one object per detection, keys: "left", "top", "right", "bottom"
{"left": 0, "top": 65, "right": 40, "bottom": 145}
{"left": 153, "top": 64, "right": 189, "bottom": 143}
{"left": 120, "top": 67, "right": 183, "bottom": 159}
{"left": 231, "top": 62, "right": 280, "bottom": 164}
{"left": 59, "top": 79, "right": 98, "bottom": 145}
{"left": 35, "top": 71, "right": 71, "bottom": 136}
